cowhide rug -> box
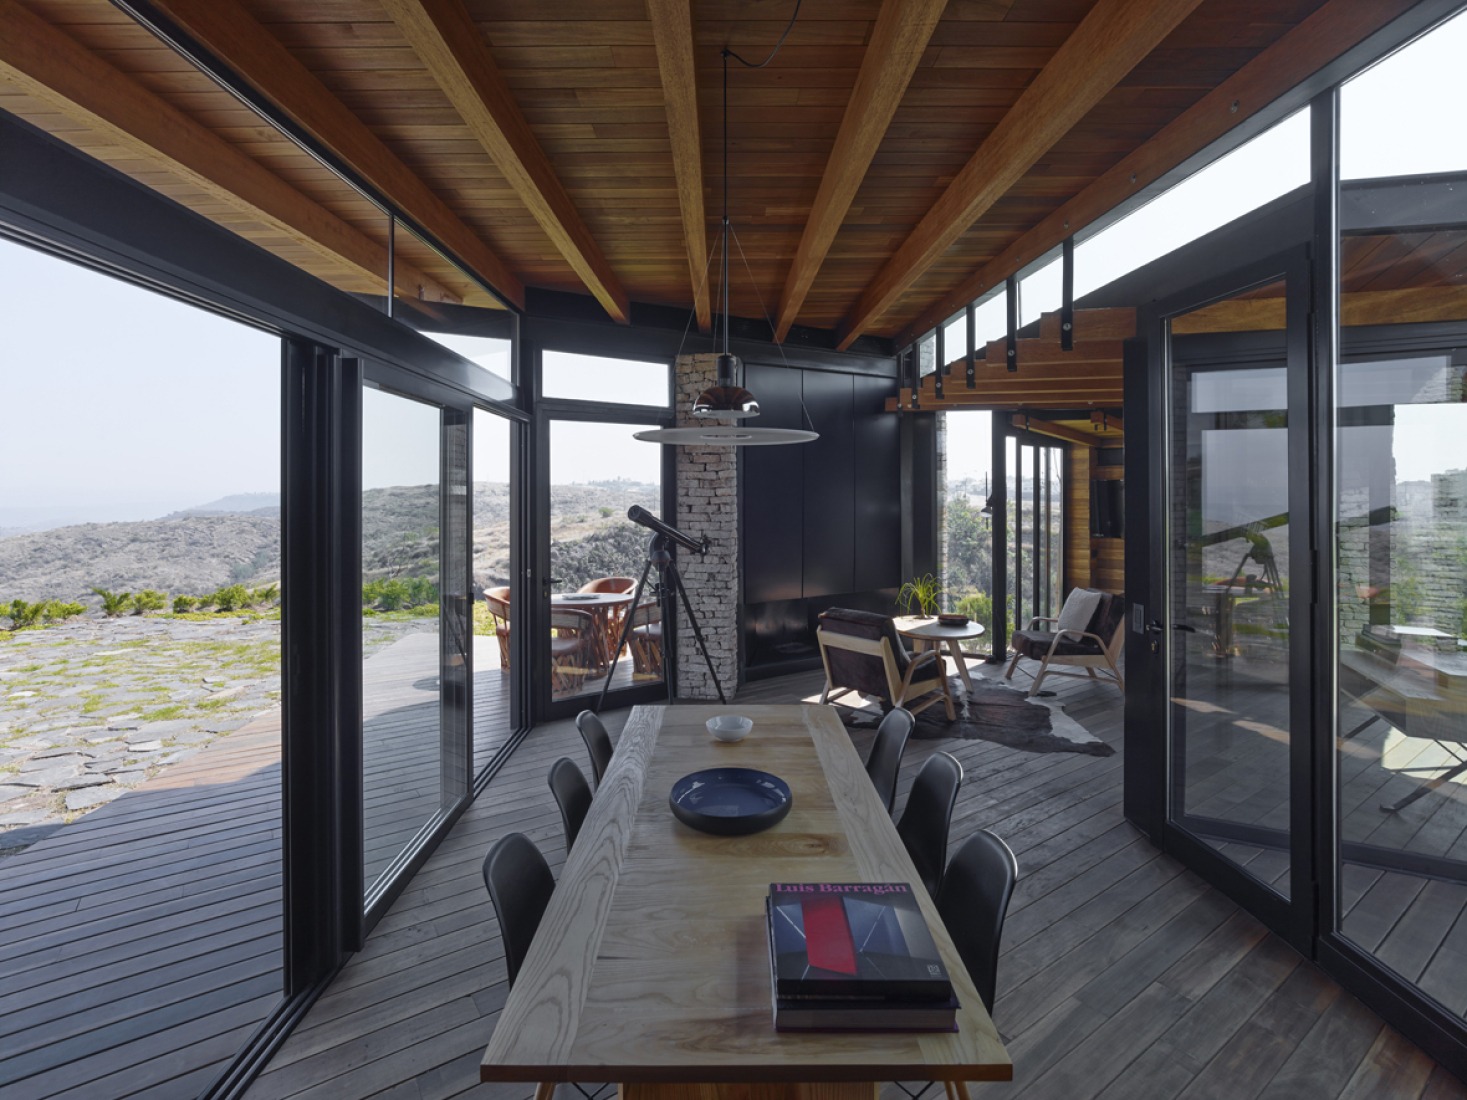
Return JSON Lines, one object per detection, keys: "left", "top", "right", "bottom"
{"left": 840, "top": 667, "right": 1114, "bottom": 756}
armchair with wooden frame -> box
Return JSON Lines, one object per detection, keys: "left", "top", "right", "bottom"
{"left": 1005, "top": 588, "right": 1126, "bottom": 697}
{"left": 816, "top": 608, "right": 956, "bottom": 720}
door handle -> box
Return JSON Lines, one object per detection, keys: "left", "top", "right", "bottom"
{"left": 1146, "top": 620, "right": 1197, "bottom": 634}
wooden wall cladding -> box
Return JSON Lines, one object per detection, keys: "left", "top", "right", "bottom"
{"left": 1067, "top": 444, "right": 1124, "bottom": 595}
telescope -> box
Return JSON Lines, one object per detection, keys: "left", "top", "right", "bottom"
{"left": 626, "top": 505, "right": 708, "bottom": 555}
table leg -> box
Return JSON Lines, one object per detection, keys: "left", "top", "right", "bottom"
{"left": 619, "top": 1085, "right": 878, "bottom": 1100}
{"left": 946, "top": 640, "right": 973, "bottom": 693}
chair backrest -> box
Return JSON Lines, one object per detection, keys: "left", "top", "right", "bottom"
{"left": 580, "top": 576, "right": 636, "bottom": 594}
{"left": 865, "top": 707, "right": 914, "bottom": 814}
{"left": 576, "top": 709, "right": 614, "bottom": 786}
{"left": 936, "top": 830, "right": 1018, "bottom": 1015}
{"left": 817, "top": 608, "right": 916, "bottom": 702}
{"left": 481, "top": 832, "right": 556, "bottom": 989}
{"left": 1091, "top": 591, "right": 1126, "bottom": 657}
{"left": 551, "top": 606, "right": 594, "bottom": 632}
{"left": 485, "top": 585, "right": 511, "bottom": 621}
{"left": 547, "top": 757, "right": 593, "bottom": 850}
{"left": 896, "top": 751, "right": 964, "bottom": 898}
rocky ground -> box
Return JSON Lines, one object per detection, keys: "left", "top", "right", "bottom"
{"left": 0, "top": 613, "right": 424, "bottom": 856}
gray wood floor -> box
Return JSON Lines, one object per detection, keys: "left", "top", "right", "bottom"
{"left": 244, "top": 663, "right": 1467, "bottom": 1100}
{"left": 0, "top": 635, "right": 515, "bottom": 1100}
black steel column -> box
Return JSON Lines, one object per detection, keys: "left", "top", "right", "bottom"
{"left": 281, "top": 341, "right": 363, "bottom": 986}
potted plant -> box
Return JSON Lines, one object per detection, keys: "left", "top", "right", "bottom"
{"left": 897, "top": 573, "right": 942, "bottom": 618}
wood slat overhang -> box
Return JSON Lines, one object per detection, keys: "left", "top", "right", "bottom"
{"left": 0, "top": 0, "right": 1418, "bottom": 348}
{"left": 886, "top": 307, "right": 1133, "bottom": 412}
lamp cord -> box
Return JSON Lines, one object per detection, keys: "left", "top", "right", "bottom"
{"left": 723, "top": 0, "right": 803, "bottom": 69}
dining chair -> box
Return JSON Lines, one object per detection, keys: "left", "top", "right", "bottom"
{"left": 865, "top": 706, "right": 914, "bottom": 814}
{"left": 548, "top": 757, "right": 593, "bottom": 851}
{"left": 550, "top": 607, "right": 598, "bottom": 696}
{"left": 895, "top": 751, "right": 964, "bottom": 899}
{"left": 481, "top": 834, "right": 592, "bottom": 1100}
{"left": 576, "top": 709, "right": 614, "bottom": 787}
{"left": 484, "top": 585, "right": 512, "bottom": 672}
{"left": 935, "top": 830, "right": 1018, "bottom": 1017}
{"left": 481, "top": 832, "right": 556, "bottom": 989}
{"left": 579, "top": 576, "right": 636, "bottom": 660}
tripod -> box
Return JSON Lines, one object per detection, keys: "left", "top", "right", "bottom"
{"left": 595, "top": 533, "right": 726, "bottom": 712}
{"left": 1223, "top": 529, "right": 1287, "bottom": 628}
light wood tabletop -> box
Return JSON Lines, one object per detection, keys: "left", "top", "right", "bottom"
{"left": 481, "top": 703, "right": 1011, "bottom": 1099}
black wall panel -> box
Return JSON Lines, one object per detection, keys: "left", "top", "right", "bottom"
{"left": 800, "top": 370, "right": 855, "bottom": 598}
{"left": 741, "top": 359, "right": 900, "bottom": 676}
{"left": 741, "top": 362, "right": 805, "bottom": 603}
{"left": 852, "top": 374, "right": 902, "bottom": 591}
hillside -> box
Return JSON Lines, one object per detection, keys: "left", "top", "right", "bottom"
{"left": 0, "top": 480, "right": 657, "bottom": 602}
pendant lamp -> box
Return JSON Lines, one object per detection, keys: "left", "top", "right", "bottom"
{"left": 635, "top": 41, "right": 816, "bottom": 448}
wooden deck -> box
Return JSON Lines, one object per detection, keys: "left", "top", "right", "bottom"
{"left": 0, "top": 634, "right": 514, "bottom": 1100}
{"left": 243, "top": 664, "right": 1467, "bottom": 1100}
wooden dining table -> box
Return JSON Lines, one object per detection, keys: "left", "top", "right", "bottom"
{"left": 481, "top": 703, "right": 1012, "bottom": 1100}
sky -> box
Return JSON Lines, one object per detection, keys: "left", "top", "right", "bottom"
{"left": 2, "top": 10, "right": 1464, "bottom": 527}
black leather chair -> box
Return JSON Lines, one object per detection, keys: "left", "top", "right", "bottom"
{"left": 548, "top": 757, "right": 593, "bottom": 851}
{"left": 575, "top": 709, "right": 614, "bottom": 786}
{"left": 936, "top": 830, "right": 1018, "bottom": 1015}
{"left": 481, "top": 832, "right": 557, "bottom": 988}
{"left": 817, "top": 607, "right": 955, "bottom": 720}
{"left": 896, "top": 751, "right": 964, "bottom": 898}
{"left": 866, "top": 707, "right": 914, "bottom": 814}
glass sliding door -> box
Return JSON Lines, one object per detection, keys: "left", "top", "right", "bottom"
{"left": 360, "top": 385, "right": 469, "bottom": 903}
{"left": 545, "top": 419, "right": 664, "bottom": 705}
{"left": 1007, "top": 432, "right": 1065, "bottom": 637}
{"left": 1333, "top": 8, "right": 1467, "bottom": 1025}
{"left": 939, "top": 411, "right": 995, "bottom": 650}
{"left": 1161, "top": 268, "right": 1308, "bottom": 932}
{"left": 472, "top": 407, "right": 517, "bottom": 766}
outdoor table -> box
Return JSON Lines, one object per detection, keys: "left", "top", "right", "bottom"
{"left": 894, "top": 617, "right": 988, "bottom": 693}
{"left": 481, "top": 703, "right": 1011, "bottom": 1100}
{"left": 551, "top": 590, "right": 636, "bottom": 670}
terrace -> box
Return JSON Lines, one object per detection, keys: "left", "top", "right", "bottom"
{"left": 0, "top": 1, "right": 1465, "bottom": 1098}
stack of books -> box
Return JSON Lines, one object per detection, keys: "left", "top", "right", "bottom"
{"left": 765, "top": 882, "right": 958, "bottom": 1032}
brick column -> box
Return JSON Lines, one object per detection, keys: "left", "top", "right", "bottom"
{"left": 672, "top": 353, "right": 740, "bottom": 700}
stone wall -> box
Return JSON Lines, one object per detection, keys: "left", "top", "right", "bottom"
{"left": 673, "top": 353, "right": 740, "bottom": 699}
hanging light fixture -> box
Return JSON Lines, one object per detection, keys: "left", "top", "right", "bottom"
{"left": 635, "top": 18, "right": 816, "bottom": 448}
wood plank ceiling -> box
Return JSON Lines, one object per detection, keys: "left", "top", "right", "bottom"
{"left": 0, "top": 0, "right": 1423, "bottom": 345}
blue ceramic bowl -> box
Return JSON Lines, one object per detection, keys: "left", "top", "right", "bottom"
{"left": 668, "top": 767, "right": 792, "bottom": 836}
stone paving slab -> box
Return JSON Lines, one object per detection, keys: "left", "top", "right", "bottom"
{"left": 0, "top": 613, "right": 425, "bottom": 853}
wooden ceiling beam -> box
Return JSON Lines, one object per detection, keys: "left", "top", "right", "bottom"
{"left": 772, "top": 0, "right": 948, "bottom": 343}
{"left": 146, "top": 0, "right": 523, "bottom": 310}
{"left": 646, "top": 0, "right": 709, "bottom": 334}
{"left": 834, "top": 0, "right": 1204, "bottom": 350}
{"left": 382, "top": 0, "right": 630, "bottom": 323}
{"left": 1010, "top": 415, "right": 1106, "bottom": 448}
{"left": 1091, "top": 411, "right": 1124, "bottom": 434}
{"left": 0, "top": 0, "right": 450, "bottom": 303}
{"left": 894, "top": 0, "right": 1420, "bottom": 346}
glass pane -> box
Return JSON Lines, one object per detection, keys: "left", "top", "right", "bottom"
{"left": 473, "top": 408, "right": 515, "bottom": 764}
{"left": 1168, "top": 280, "right": 1293, "bottom": 898}
{"left": 939, "top": 412, "right": 994, "bottom": 651}
{"left": 1075, "top": 111, "right": 1308, "bottom": 298}
{"left": 542, "top": 351, "right": 669, "bottom": 407}
{"left": 1020, "top": 258, "right": 1062, "bottom": 327}
{"left": 0, "top": 238, "right": 283, "bottom": 1086}
{"left": 361, "top": 386, "right": 451, "bottom": 896}
{"left": 1335, "top": 9, "right": 1467, "bottom": 1020}
{"left": 547, "top": 421, "right": 663, "bottom": 701}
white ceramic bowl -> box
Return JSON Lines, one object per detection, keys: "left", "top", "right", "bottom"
{"left": 706, "top": 715, "right": 753, "bottom": 743}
